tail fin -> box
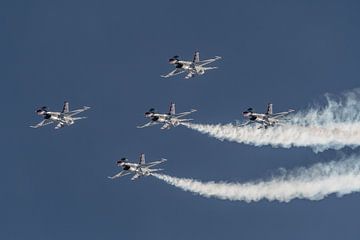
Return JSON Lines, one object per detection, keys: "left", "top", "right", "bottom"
{"left": 266, "top": 103, "right": 273, "bottom": 115}
{"left": 192, "top": 51, "right": 200, "bottom": 63}
{"left": 168, "top": 102, "right": 175, "bottom": 115}
{"left": 139, "top": 153, "right": 145, "bottom": 165}
{"left": 62, "top": 101, "right": 69, "bottom": 113}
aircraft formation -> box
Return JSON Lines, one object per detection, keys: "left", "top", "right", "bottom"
{"left": 31, "top": 50, "right": 295, "bottom": 181}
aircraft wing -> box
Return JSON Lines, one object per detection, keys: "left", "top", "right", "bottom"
{"left": 30, "top": 119, "right": 54, "bottom": 128}
{"left": 108, "top": 171, "right": 131, "bottom": 180}
{"left": 161, "top": 68, "right": 185, "bottom": 78}
{"left": 270, "top": 110, "right": 295, "bottom": 119}
{"left": 144, "top": 158, "right": 167, "bottom": 168}
{"left": 176, "top": 118, "right": 193, "bottom": 123}
{"left": 175, "top": 109, "right": 197, "bottom": 118}
{"left": 71, "top": 117, "right": 87, "bottom": 121}
{"left": 198, "top": 56, "right": 222, "bottom": 66}
{"left": 67, "top": 106, "right": 90, "bottom": 117}
{"left": 237, "top": 121, "right": 256, "bottom": 127}
{"left": 137, "top": 121, "right": 158, "bottom": 129}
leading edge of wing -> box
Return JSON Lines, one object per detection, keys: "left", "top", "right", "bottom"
{"left": 67, "top": 106, "right": 91, "bottom": 117}
{"left": 137, "top": 121, "right": 158, "bottom": 129}
{"left": 108, "top": 171, "right": 131, "bottom": 179}
{"left": 30, "top": 119, "right": 54, "bottom": 128}
{"left": 270, "top": 109, "right": 295, "bottom": 119}
{"left": 198, "top": 56, "right": 222, "bottom": 66}
{"left": 161, "top": 68, "right": 185, "bottom": 78}
{"left": 175, "top": 109, "right": 197, "bottom": 118}
{"left": 144, "top": 158, "right": 167, "bottom": 168}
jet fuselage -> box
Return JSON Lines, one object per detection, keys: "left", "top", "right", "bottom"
{"left": 144, "top": 113, "right": 179, "bottom": 127}
{"left": 38, "top": 111, "right": 75, "bottom": 126}
{"left": 118, "top": 162, "right": 150, "bottom": 177}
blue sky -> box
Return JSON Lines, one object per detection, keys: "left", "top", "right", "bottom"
{"left": 1, "top": 1, "right": 360, "bottom": 239}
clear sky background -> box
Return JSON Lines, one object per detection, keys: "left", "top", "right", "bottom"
{"left": 1, "top": 1, "right": 360, "bottom": 239}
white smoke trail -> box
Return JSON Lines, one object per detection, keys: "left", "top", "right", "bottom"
{"left": 183, "top": 89, "right": 360, "bottom": 152}
{"left": 153, "top": 155, "right": 360, "bottom": 202}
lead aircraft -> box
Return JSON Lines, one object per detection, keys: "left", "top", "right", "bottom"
{"left": 137, "top": 102, "right": 196, "bottom": 130}
{"left": 161, "top": 51, "right": 221, "bottom": 79}
{"left": 108, "top": 153, "right": 167, "bottom": 180}
{"left": 30, "top": 101, "right": 90, "bottom": 129}
{"left": 240, "top": 103, "right": 295, "bottom": 129}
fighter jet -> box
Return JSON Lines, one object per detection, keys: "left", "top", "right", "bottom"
{"left": 30, "top": 101, "right": 90, "bottom": 129}
{"left": 161, "top": 51, "right": 221, "bottom": 79}
{"left": 137, "top": 102, "right": 196, "bottom": 130}
{"left": 108, "top": 153, "right": 167, "bottom": 181}
{"left": 240, "top": 103, "right": 295, "bottom": 129}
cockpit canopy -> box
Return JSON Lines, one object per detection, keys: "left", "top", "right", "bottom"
{"left": 243, "top": 108, "right": 254, "bottom": 116}
{"left": 36, "top": 106, "right": 48, "bottom": 115}
{"left": 117, "top": 158, "right": 127, "bottom": 165}
{"left": 169, "top": 55, "right": 179, "bottom": 64}
{"left": 145, "top": 108, "right": 156, "bottom": 116}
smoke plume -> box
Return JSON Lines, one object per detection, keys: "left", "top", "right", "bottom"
{"left": 153, "top": 155, "right": 360, "bottom": 202}
{"left": 183, "top": 89, "right": 360, "bottom": 152}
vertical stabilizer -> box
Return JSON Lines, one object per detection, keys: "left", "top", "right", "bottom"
{"left": 266, "top": 103, "right": 273, "bottom": 115}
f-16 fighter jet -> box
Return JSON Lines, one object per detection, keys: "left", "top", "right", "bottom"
{"left": 30, "top": 101, "right": 90, "bottom": 129}
{"left": 241, "top": 103, "right": 295, "bottom": 129}
{"left": 161, "top": 51, "right": 221, "bottom": 79}
{"left": 137, "top": 102, "right": 196, "bottom": 130}
{"left": 108, "top": 153, "right": 167, "bottom": 181}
